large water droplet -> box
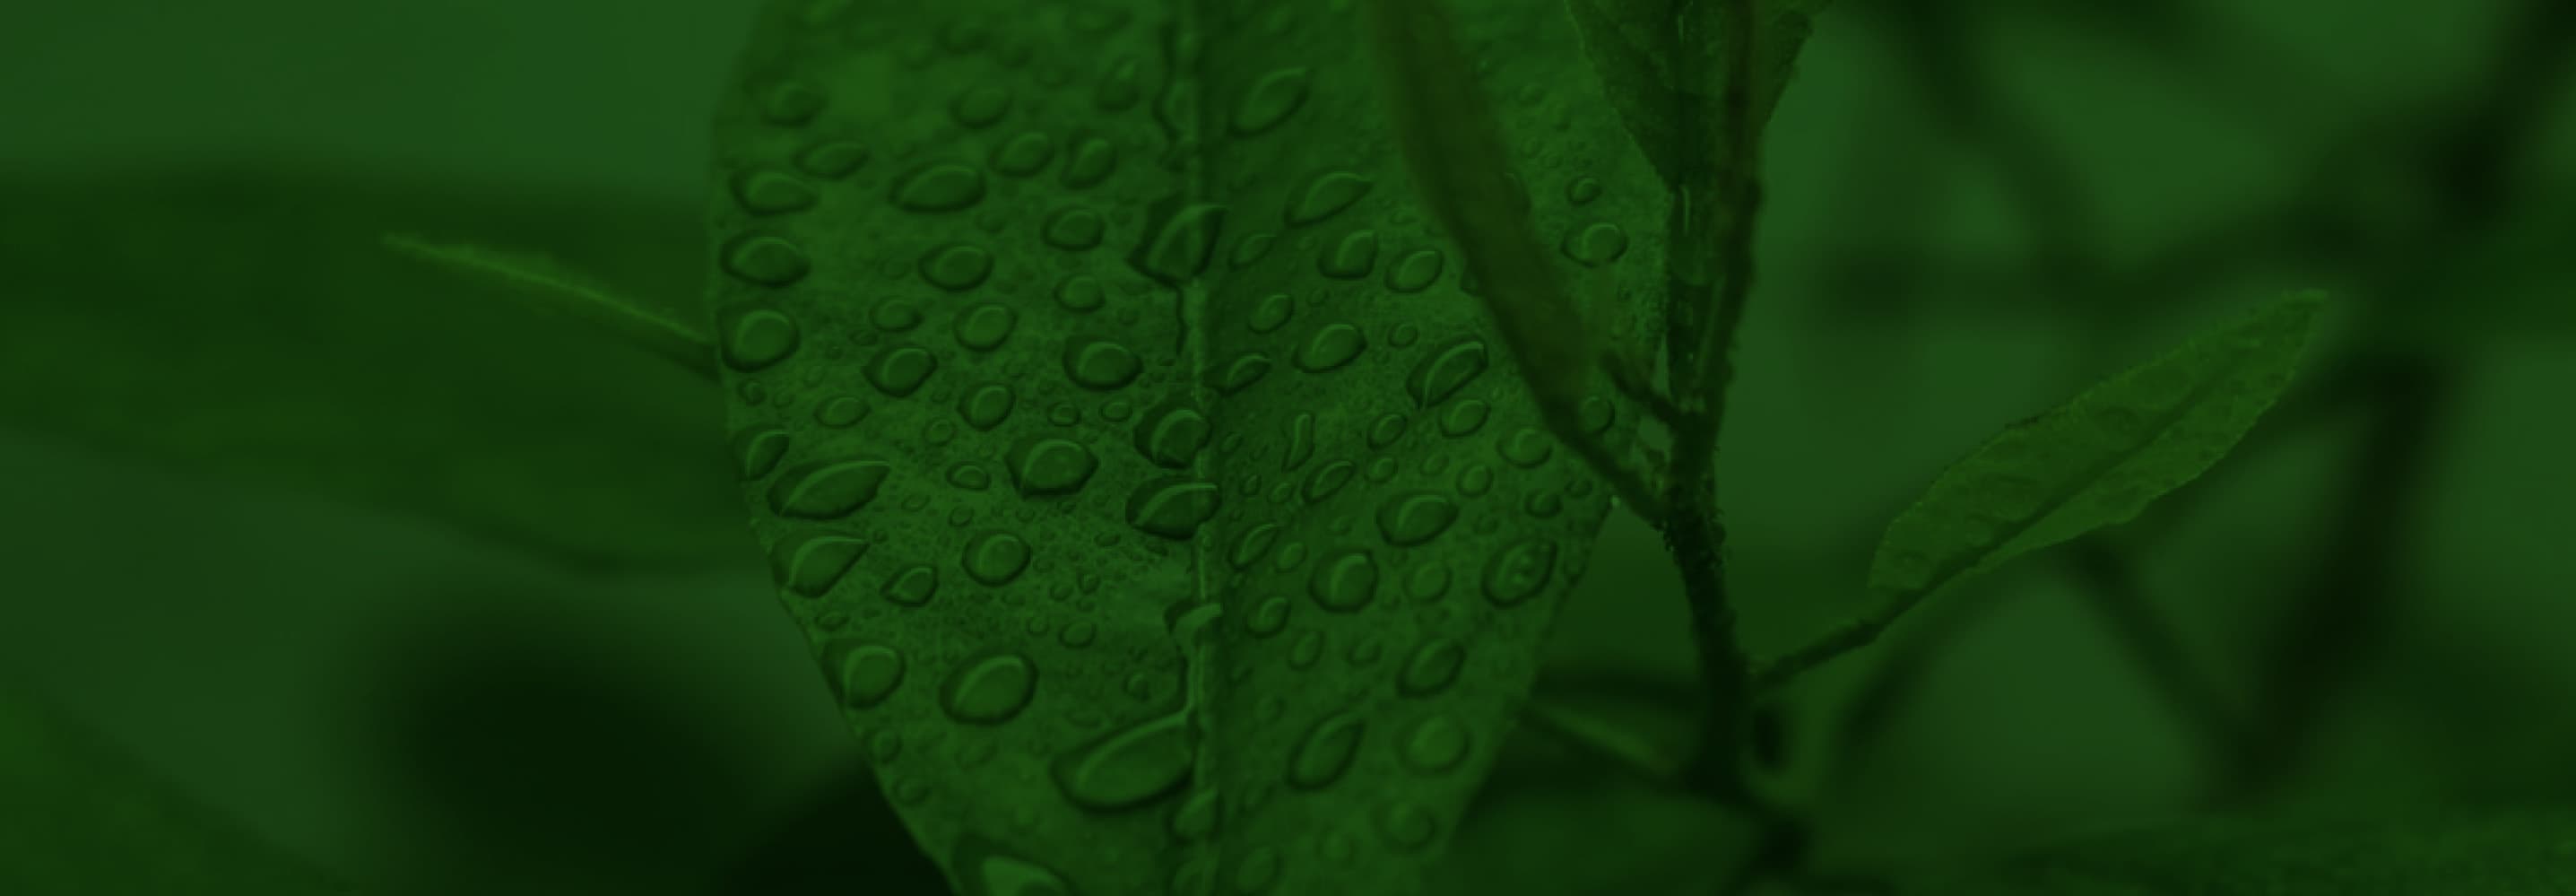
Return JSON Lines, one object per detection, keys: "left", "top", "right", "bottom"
{"left": 1229, "top": 67, "right": 1312, "bottom": 135}
{"left": 1283, "top": 170, "right": 1371, "bottom": 226}
{"left": 961, "top": 531, "right": 1032, "bottom": 585}
{"left": 1292, "top": 323, "right": 1366, "bottom": 372}
{"left": 941, "top": 651, "right": 1038, "bottom": 724}
{"left": 1374, "top": 492, "right": 1458, "bottom": 546}
{"left": 830, "top": 642, "right": 905, "bottom": 708}
{"left": 768, "top": 459, "right": 892, "bottom": 519}
{"left": 866, "top": 344, "right": 939, "bottom": 397}
{"left": 1407, "top": 336, "right": 1488, "bottom": 408}
{"left": 721, "top": 232, "right": 811, "bottom": 286}
{"left": 953, "top": 303, "right": 1018, "bottom": 351}
{"left": 1308, "top": 548, "right": 1378, "bottom": 613}
{"left": 892, "top": 163, "right": 987, "bottom": 212}
{"left": 1125, "top": 477, "right": 1220, "bottom": 540}
{"left": 992, "top": 131, "right": 1056, "bottom": 176}
{"left": 733, "top": 427, "right": 789, "bottom": 479}
{"left": 1318, "top": 229, "right": 1378, "bottom": 279}
{"left": 958, "top": 382, "right": 1016, "bottom": 430}
{"left": 1041, "top": 206, "right": 1106, "bottom": 250}
{"left": 771, "top": 532, "right": 867, "bottom": 597}
{"left": 920, "top": 243, "right": 995, "bottom": 291}
{"left": 1246, "top": 292, "right": 1294, "bottom": 333}
{"left": 1051, "top": 709, "right": 1193, "bottom": 812}
{"left": 1062, "top": 136, "right": 1118, "bottom": 188}
{"left": 1128, "top": 200, "right": 1226, "bottom": 286}
{"left": 1383, "top": 248, "right": 1444, "bottom": 292}
{"left": 1482, "top": 538, "right": 1558, "bottom": 605}
{"left": 1007, "top": 436, "right": 1100, "bottom": 497}
{"left": 1062, "top": 337, "right": 1142, "bottom": 390}
{"left": 1286, "top": 711, "right": 1365, "bottom": 789}
{"left": 732, "top": 168, "right": 819, "bottom": 215}
{"left": 885, "top": 564, "right": 939, "bottom": 606}
{"left": 1396, "top": 639, "right": 1466, "bottom": 696}
{"left": 1133, "top": 397, "right": 1210, "bottom": 468}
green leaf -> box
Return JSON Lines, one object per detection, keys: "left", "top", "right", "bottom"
{"left": 1906, "top": 811, "right": 2576, "bottom": 895}
{"left": 1869, "top": 291, "right": 2326, "bottom": 613}
{"left": 1564, "top": 0, "right": 1827, "bottom": 190}
{"left": 383, "top": 234, "right": 716, "bottom": 375}
{"left": 0, "top": 168, "right": 748, "bottom": 571}
{"left": 0, "top": 689, "right": 357, "bottom": 894}
{"left": 707, "top": 1, "right": 1662, "bottom": 893}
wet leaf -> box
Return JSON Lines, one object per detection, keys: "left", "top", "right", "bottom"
{"left": 1867, "top": 291, "right": 2326, "bottom": 613}
{"left": 0, "top": 689, "right": 357, "bottom": 894}
{"left": 1906, "top": 811, "right": 2576, "bottom": 895}
{"left": 0, "top": 168, "right": 748, "bottom": 571}
{"left": 707, "top": 1, "right": 1661, "bottom": 892}
{"left": 1565, "top": 0, "right": 1828, "bottom": 190}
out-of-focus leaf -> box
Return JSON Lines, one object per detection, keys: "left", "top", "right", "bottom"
{"left": 0, "top": 167, "right": 749, "bottom": 571}
{"left": 1869, "top": 292, "right": 2323, "bottom": 613}
{"left": 705, "top": 1, "right": 1658, "bottom": 893}
{"left": 0, "top": 688, "right": 356, "bottom": 895}
{"left": 1905, "top": 810, "right": 2576, "bottom": 894}
{"left": 1564, "top": 0, "right": 1828, "bottom": 190}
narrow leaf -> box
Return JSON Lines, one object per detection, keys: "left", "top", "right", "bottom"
{"left": 1565, "top": 0, "right": 1828, "bottom": 189}
{"left": 0, "top": 169, "right": 746, "bottom": 571}
{"left": 385, "top": 234, "right": 716, "bottom": 375}
{"left": 1869, "top": 291, "right": 2327, "bottom": 615}
{"left": 0, "top": 689, "right": 357, "bottom": 894}
{"left": 1907, "top": 811, "right": 2576, "bottom": 895}
{"left": 707, "top": 1, "right": 1661, "bottom": 893}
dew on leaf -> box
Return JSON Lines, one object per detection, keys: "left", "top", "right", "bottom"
{"left": 953, "top": 303, "right": 1019, "bottom": 351}
{"left": 961, "top": 531, "right": 1033, "bottom": 586}
{"left": 892, "top": 163, "right": 988, "bottom": 212}
{"left": 1481, "top": 539, "right": 1557, "bottom": 606}
{"left": 1283, "top": 170, "right": 1371, "bottom": 226}
{"left": 772, "top": 532, "right": 867, "bottom": 597}
{"left": 721, "top": 233, "right": 811, "bottom": 286}
{"left": 1396, "top": 639, "right": 1466, "bottom": 696}
{"left": 1062, "top": 336, "right": 1142, "bottom": 390}
{"left": 1125, "top": 477, "right": 1220, "bottom": 540}
{"left": 1286, "top": 711, "right": 1365, "bottom": 790}
{"left": 1050, "top": 709, "right": 1193, "bottom": 812}
{"left": 919, "top": 243, "right": 995, "bottom": 291}
{"left": 958, "top": 382, "right": 1017, "bottom": 431}
{"left": 1383, "top": 248, "right": 1444, "bottom": 292}
{"left": 1007, "top": 435, "right": 1100, "bottom": 497}
{"left": 865, "top": 344, "right": 939, "bottom": 396}
{"left": 941, "top": 651, "right": 1038, "bottom": 724}
{"left": 1229, "top": 67, "right": 1312, "bottom": 135}
{"left": 884, "top": 564, "right": 940, "bottom": 606}
{"left": 832, "top": 642, "right": 905, "bottom": 709}
{"left": 768, "top": 458, "right": 892, "bottom": 519}
{"left": 1375, "top": 492, "right": 1459, "bottom": 546}
{"left": 1291, "top": 322, "right": 1367, "bottom": 372}
{"left": 1318, "top": 230, "right": 1379, "bottom": 279}
{"left": 1308, "top": 548, "right": 1378, "bottom": 613}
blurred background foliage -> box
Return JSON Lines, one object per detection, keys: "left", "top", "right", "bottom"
{"left": 0, "top": 0, "right": 2568, "bottom": 892}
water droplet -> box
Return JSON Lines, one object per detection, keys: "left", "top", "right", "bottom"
{"left": 1395, "top": 338, "right": 1487, "bottom": 411}
{"left": 1496, "top": 428, "right": 1554, "bottom": 467}
{"left": 1007, "top": 436, "right": 1099, "bottom": 497}
{"left": 958, "top": 383, "right": 1016, "bottom": 431}
{"left": 1397, "top": 639, "right": 1466, "bottom": 696}
{"left": 1286, "top": 711, "right": 1365, "bottom": 789}
{"left": 946, "top": 462, "right": 992, "bottom": 491}
{"left": 1301, "top": 460, "right": 1355, "bottom": 503}
{"left": 1213, "top": 352, "right": 1271, "bottom": 395}
{"left": 815, "top": 396, "right": 869, "bottom": 428}
{"left": 1560, "top": 222, "right": 1628, "bottom": 265}
{"left": 1407, "top": 562, "right": 1453, "bottom": 602}
{"left": 830, "top": 642, "right": 905, "bottom": 708}
{"left": 950, "top": 84, "right": 1013, "bottom": 127}
{"left": 1292, "top": 323, "right": 1366, "bottom": 372}
{"left": 1318, "top": 229, "right": 1379, "bottom": 279}
{"left": 949, "top": 833, "right": 1077, "bottom": 896}
{"left": 1229, "top": 523, "right": 1281, "bottom": 569}
{"left": 1366, "top": 413, "right": 1409, "bottom": 449}
{"left": 1375, "top": 492, "right": 1458, "bottom": 546}
{"left": 733, "top": 427, "right": 789, "bottom": 479}
{"left": 1578, "top": 394, "right": 1616, "bottom": 432}
{"left": 919, "top": 243, "right": 995, "bottom": 291}
{"left": 1308, "top": 548, "right": 1378, "bottom": 613}
{"left": 866, "top": 344, "right": 938, "bottom": 396}
{"left": 1283, "top": 170, "right": 1371, "bottom": 226}
{"left": 718, "top": 306, "right": 801, "bottom": 371}
{"left": 1245, "top": 596, "right": 1291, "bottom": 637}
{"left": 941, "top": 651, "right": 1037, "bottom": 725}
{"left": 992, "top": 131, "right": 1056, "bottom": 176}
{"left": 1051, "top": 709, "right": 1192, "bottom": 812}
{"left": 1401, "top": 714, "right": 1470, "bottom": 773}
{"left": 1228, "top": 231, "right": 1274, "bottom": 268}
{"left": 952, "top": 303, "right": 1018, "bottom": 351}
{"left": 892, "top": 163, "right": 987, "bottom": 212}
{"left": 1566, "top": 176, "right": 1603, "bottom": 204}
{"left": 795, "top": 141, "right": 868, "bottom": 178}
{"left": 1054, "top": 274, "right": 1106, "bottom": 313}
{"left": 721, "top": 233, "right": 811, "bottom": 286}
{"left": 1230, "top": 67, "right": 1312, "bottom": 135}
{"left": 1482, "top": 539, "right": 1558, "bottom": 605}
{"left": 768, "top": 459, "right": 892, "bottom": 519}
{"left": 1383, "top": 248, "right": 1444, "bottom": 292}
{"left": 1125, "top": 477, "right": 1220, "bottom": 539}
{"left": 1129, "top": 200, "right": 1226, "bottom": 286}
{"left": 732, "top": 168, "right": 819, "bottom": 214}
{"left": 1133, "top": 397, "right": 1210, "bottom": 468}
{"left": 1375, "top": 801, "right": 1440, "bottom": 850}
{"left": 1062, "top": 337, "right": 1142, "bottom": 390}
{"left": 872, "top": 300, "right": 924, "bottom": 332}
{"left": 960, "top": 531, "right": 1032, "bottom": 586}
{"left": 1246, "top": 292, "right": 1293, "bottom": 333}
{"left": 885, "top": 565, "right": 939, "bottom": 605}
{"left": 1059, "top": 621, "right": 1097, "bottom": 648}
{"left": 757, "top": 80, "right": 824, "bottom": 125}
{"left": 1440, "top": 399, "right": 1491, "bottom": 437}
{"left": 1062, "top": 136, "right": 1117, "bottom": 188}
{"left": 1233, "top": 845, "right": 1281, "bottom": 893}
{"left": 772, "top": 532, "right": 867, "bottom": 597}
{"left": 1041, "top": 205, "right": 1106, "bottom": 250}
{"left": 1095, "top": 57, "right": 1143, "bottom": 110}
{"left": 1168, "top": 788, "right": 1219, "bottom": 841}
{"left": 1281, "top": 412, "right": 1315, "bottom": 471}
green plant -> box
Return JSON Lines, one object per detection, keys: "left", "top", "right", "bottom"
{"left": 12, "top": 0, "right": 2575, "bottom": 894}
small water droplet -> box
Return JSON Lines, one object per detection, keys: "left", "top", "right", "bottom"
{"left": 941, "top": 651, "right": 1038, "bottom": 724}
